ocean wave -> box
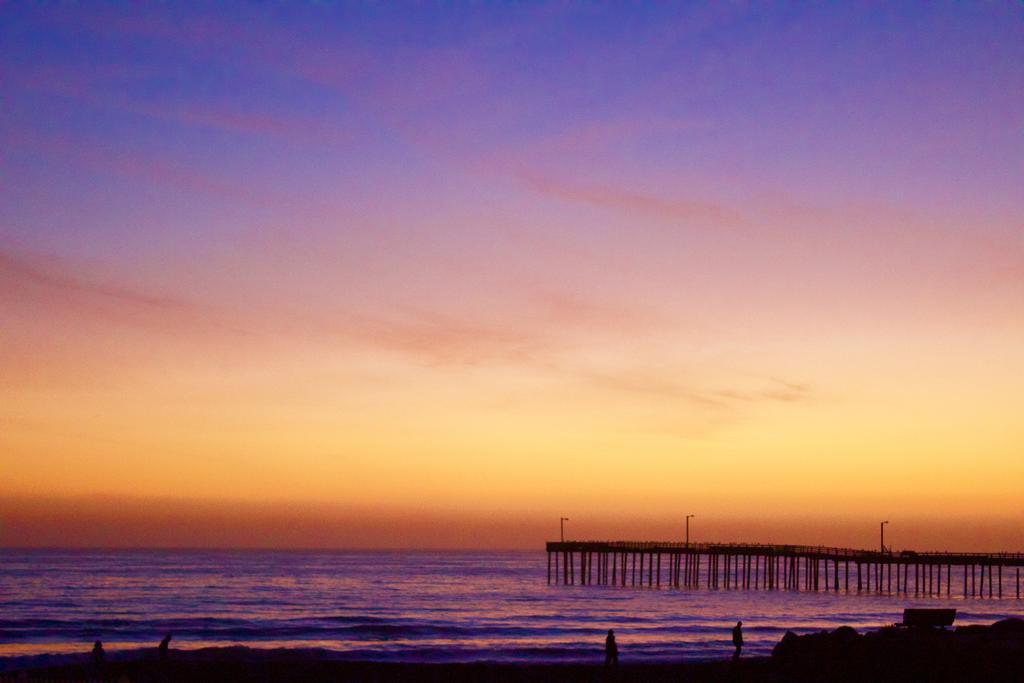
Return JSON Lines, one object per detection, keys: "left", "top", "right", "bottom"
{"left": 3, "top": 550, "right": 1019, "bottom": 663}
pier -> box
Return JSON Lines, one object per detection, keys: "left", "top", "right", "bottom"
{"left": 546, "top": 541, "right": 1024, "bottom": 599}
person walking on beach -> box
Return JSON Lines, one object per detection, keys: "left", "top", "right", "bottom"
{"left": 158, "top": 633, "right": 172, "bottom": 661}
{"left": 604, "top": 629, "right": 619, "bottom": 666}
{"left": 90, "top": 640, "right": 105, "bottom": 677}
{"left": 732, "top": 621, "right": 743, "bottom": 660}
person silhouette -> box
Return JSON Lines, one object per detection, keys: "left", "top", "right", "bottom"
{"left": 732, "top": 621, "right": 743, "bottom": 660}
{"left": 158, "top": 633, "right": 172, "bottom": 661}
{"left": 90, "top": 640, "right": 105, "bottom": 677}
{"left": 604, "top": 629, "right": 619, "bottom": 666}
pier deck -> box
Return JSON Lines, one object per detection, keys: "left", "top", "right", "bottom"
{"left": 546, "top": 541, "right": 1024, "bottom": 598}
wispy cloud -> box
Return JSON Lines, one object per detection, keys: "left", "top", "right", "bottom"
{"left": 1, "top": 247, "right": 232, "bottom": 388}
{"left": 514, "top": 116, "right": 714, "bottom": 161}
{"left": 0, "top": 247, "right": 255, "bottom": 343}
{"left": 0, "top": 249, "right": 194, "bottom": 313}
{"left": 323, "top": 308, "right": 549, "bottom": 366}
{"left": 11, "top": 66, "right": 351, "bottom": 147}
{"left": 2, "top": 246, "right": 814, "bottom": 430}
{"left": 515, "top": 170, "right": 744, "bottom": 229}
{"left": 712, "top": 379, "right": 811, "bottom": 404}
{"left": 311, "top": 289, "right": 666, "bottom": 367}
{"left": 0, "top": 246, "right": 646, "bottom": 368}
{"left": 5, "top": 128, "right": 286, "bottom": 209}
{"left": 578, "top": 369, "right": 811, "bottom": 409}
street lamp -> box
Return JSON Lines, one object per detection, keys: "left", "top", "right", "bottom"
{"left": 880, "top": 520, "right": 889, "bottom": 553}
{"left": 560, "top": 517, "right": 569, "bottom": 543}
{"left": 685, "top": 514, "right": 695, "bottom": 546}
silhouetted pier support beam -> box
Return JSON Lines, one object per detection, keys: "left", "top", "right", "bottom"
{"left": 545, "top": 542, "right": 1024, "bottom": 598}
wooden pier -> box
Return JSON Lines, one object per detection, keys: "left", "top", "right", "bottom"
{"left": 546, "top": 541, "right": 1024, "bottom": 599}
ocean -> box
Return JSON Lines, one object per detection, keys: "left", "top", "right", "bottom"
{"left": 0, "top": 550, "right": 1019, "bottom": 665}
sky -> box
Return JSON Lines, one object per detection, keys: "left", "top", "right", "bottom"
{"left": 1, "top": 2, "right": 1022, "bottom": 550}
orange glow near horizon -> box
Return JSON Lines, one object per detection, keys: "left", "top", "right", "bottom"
{"left": 4, "top": 292, "right": 1021, "bottom": 550}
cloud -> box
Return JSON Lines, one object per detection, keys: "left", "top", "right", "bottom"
{"left": 579, "top": 369, "right": 722, "bottom": 406}
{"left": 324, "top": 308, "right": 550, "bottom": 366}
{"left": 12, "top": 66, "right": 351, "bottom": 147}
{"left": 0, "top": 248, "right": 237, "bottom": 388}
{"left": 515, "top": 170, "right": 744, "bottom": 229}
{"left": 0, "top": 247, "right": 254, "bottom": 344}
{"left": 0, "top": 249, "right": 194, "bottom": 313}
{"left": 531, "top": 290, "right": 660, "bottom": 331}
{"left": 514, "top": 116, "right": 714, "bottom": 162}
{"left": 2, "top": 246, "right": 813, "bottom": 431}
{"left": 4, "top": 128, "right": 286, "bottom": 209}
{"left": 578, "top": 369, "right": 812, "bottom": 409}
{"left": 313, "top": 290, "right": 665, "bottom": 367}
{"left": 512, "top": 166, "right": 1024, "bottom": 290}
{"left": 712, "top": 383, "right": 810, "bottom": 404}
{"left": 1, "top": 246, "right": 655, "bottom": 369}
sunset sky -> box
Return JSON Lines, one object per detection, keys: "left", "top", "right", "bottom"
{"left": 2, "top": 3, "right": 1022, "bottom": 550}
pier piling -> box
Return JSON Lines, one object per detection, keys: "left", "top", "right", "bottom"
{"left": 545, "top": 541, "right": 1023, "bottom": 600}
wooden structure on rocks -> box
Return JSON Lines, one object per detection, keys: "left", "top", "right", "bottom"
{"left": 546, "top": 541, "right": 1024, "bottom": 599}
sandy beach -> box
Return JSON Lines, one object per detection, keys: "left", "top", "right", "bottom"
{"left": 5, "top": 619, "right": 1024, "bottom": 682}
{"left": 2, "top": 649, "right": 771, "bottom": 682}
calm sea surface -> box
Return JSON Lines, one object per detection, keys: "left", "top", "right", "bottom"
{"left": 1, "top": 550, "right": 1020, "bottom": 664}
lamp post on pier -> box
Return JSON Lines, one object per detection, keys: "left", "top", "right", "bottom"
{"left": 560, "top": 517, "right": 569, "bottom": 543}
{"left": 685, "top": 514, "right": 695, "bottom": 547}
{"left": 880, "top": 520, "right": 889, "bottom": 553}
